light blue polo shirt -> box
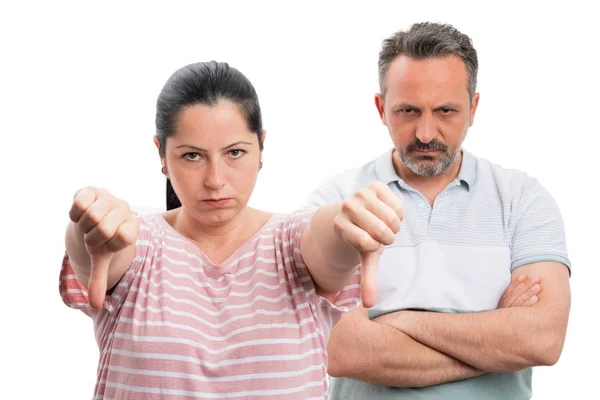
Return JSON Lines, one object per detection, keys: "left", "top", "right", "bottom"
{"left": 305, "top": 148, "right": 570, "bottom": 400}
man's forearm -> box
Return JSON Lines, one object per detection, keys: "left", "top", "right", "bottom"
{"left": 327, "top": 308, "right": 484, "bottom": 387}
{"left": 379, "top": 308, "right": 564, "bottom": 372}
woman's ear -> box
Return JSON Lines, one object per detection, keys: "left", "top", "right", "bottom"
{"left": 261, "top": 129, "right": 267, "bottom": 145}
{"left": 154, "top": 136, "right": 167, "bottom": 174}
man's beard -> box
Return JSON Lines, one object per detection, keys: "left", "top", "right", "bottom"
{"left": 398, "top": 139, "right": 460, "bottom": 176}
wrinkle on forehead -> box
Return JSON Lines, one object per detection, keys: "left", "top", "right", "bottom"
{"left": 385, "top": 55, "right": 470, "bottom": 107}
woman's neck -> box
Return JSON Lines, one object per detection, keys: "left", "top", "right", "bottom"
{"left": 173, "top": 206, "right": 252, "bottom": 245}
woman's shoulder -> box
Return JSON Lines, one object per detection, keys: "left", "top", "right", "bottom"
{"left": 261, "top": 207, "right": 317, "bottom": 240}
{"left": 134, "top": 212, "right": 170, "bottom": 242}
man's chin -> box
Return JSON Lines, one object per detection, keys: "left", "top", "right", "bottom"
{"left": 405, "top": 159, "right": 447, "bottom": 177}
{"left": 413, "top": 155, "right": 438, "bottom": 162}
{"left": 408, "top": 156, "right": 441, "bottom": 168}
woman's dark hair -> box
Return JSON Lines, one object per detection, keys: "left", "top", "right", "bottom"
{"left": 155, "top": 61, "right": 264, "bottom": 210}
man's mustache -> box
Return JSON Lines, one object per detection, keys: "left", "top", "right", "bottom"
{"left": 407, "top": 140, "right": 448, "bottom": 152}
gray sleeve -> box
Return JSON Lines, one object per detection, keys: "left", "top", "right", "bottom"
{"left": 510, "top": 180, "right": 571, "bottom": 273}
{"left": 304, "top": 178, "right": 345, "bottom": 208}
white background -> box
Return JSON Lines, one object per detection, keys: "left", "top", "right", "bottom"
{"left": 1, "top": 1, "right": 598, "bottom": 398}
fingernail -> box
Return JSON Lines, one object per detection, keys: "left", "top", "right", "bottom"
{"left": 518, "top": 275, "right": 527, "bottom": 282}
{"left": 530, "top": 276, "right": 541, "bottom": 283}
{"left": 528, "top": 295, "right": 538, "bottom": 304}
{"left": 531, "top": 284, "right": 541, "bottom": 292}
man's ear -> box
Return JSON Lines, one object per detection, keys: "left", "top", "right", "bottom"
{"left": 469, "top": 93, "right": 480, "bottom": 126}
{"left": 375, "top": 93, "right": 387, "bottom": 126}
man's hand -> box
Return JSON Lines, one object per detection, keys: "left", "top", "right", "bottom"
{"left": 499, "top": 274, "right": 542, "bottom": 308}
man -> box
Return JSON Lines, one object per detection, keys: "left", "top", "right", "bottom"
{"left": 306, "top": 22, "right": 571, "bottom": 399}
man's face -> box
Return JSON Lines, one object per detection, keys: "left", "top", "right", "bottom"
{"left": 376, "top": 55, "right": 479, "bottom": 176}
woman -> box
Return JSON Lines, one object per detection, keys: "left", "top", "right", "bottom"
{"left": 60, "top": 61, "right": 403, "bottom": 399}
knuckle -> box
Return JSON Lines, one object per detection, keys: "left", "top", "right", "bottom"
{"left": 340, "top": 199, "right": 354, "bottom": 213}
{"left": 396, "top": 204, "right": 405, "bottom": 220}
{"left": 71, "top": 197, "right": 91, "bottom": 218}
{"left": 333, "top": 216, "right": 345, "bottom": 234}
{"left": 72, "top": 197, "right": 86, "bottom": 211}
{"left": 381, "top": 233, "right": 395, "bottom": 246}
{"left": 69, "top": 207, "right": 81, "bottom": 223}
{"left": 355, "top": 188, "right": 369, "bottom": 201}
{"left": 369, "top": 181, "right": 383, "bottom": 191}
{"left": 513, "top": 283, "right": 525, "bottom": 292}
{"left": 387, "top": 214, "right": 401, "bottom": 232}
{"left": 121, "top": 200, "right": 132, "bottom": 213}
{"left": 373, "top": 224, "right": 388, "bottom": 241}
{"left": 95, "top": 223, "right": 115, "bottom": 241}
{"left": 357, "top": 233, "right": 375, "bottom": 251}
{"left": 356, "top": 234, "right": 369, "bottom": 250}
{"left": 116, "top": 224, "right": 138, "bottom": 246}
{"left": 85, "top": 208, "right": 103, "bottom": 225}
{"left": 84, "top": 234, "right": 99, "bottom": 248}
{"left": 73, "top": 186, "right": 90, "bottom": 200}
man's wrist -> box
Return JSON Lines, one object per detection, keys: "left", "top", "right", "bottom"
{"left": 374, "top": 310, "right": 414, "bottom": 331}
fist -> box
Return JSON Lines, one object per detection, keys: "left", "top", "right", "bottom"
{"left": 69, "top": 187, "right": 139, "bottom": 309}
{"left": 334, "top": 181, "right": 404, "bottom": 308}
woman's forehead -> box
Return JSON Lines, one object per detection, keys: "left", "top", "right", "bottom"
{"left": 170, "top": 102, "right": 255, "bottom": 146}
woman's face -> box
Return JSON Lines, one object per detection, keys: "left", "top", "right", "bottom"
{"left": 160, "top": 100, "right": 262, "bottom": 227}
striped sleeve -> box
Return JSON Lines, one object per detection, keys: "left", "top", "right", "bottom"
{"left": 510, "top": 179, "right": 571, "bottom": 273}
{"left": 278, "top": 208, "right": 361, "bottom": 330}
{"left": 58, "top": 215, "right": 158, "bottom": 314}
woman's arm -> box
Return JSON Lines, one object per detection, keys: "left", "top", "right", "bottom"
{"left": 65, "top": 187, "right": 139, "bottom": 309}
{"left": 300, "top": 182, "right": 404, "bottom": 307}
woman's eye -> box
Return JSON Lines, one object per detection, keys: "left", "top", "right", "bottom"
{"left": 184, "top": 152, "right": 201, "bottom": 161}
{"left": 228, "top": 149, "right": 245, "bottom": 158}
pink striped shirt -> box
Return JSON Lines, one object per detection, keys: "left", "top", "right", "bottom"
{"left": 59, "top": 208, "right": 361, "bottom": 399}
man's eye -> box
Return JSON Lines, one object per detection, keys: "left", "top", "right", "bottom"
{"left": 440, "top": 108, "right": 454, "bottom": 114}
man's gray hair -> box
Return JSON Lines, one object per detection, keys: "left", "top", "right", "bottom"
{"left": 378, "top": 22, "right": 478, "bottom": 99}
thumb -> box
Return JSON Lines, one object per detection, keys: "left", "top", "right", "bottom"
{"left": 359, "top": 245, "right": 382, "bottom": 308}
{"left": 87, "top": 248, "right": 114, "bottom": 310}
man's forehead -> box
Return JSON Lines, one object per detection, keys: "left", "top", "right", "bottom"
{"left": 384, "top": 55, "right": 470, "bottom": 101}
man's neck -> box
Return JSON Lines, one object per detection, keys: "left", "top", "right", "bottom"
{"left": 392, "top": 150, "right": 463, "bottom": 205}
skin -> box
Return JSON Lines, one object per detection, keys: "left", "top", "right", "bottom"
{"left": 66, "top": 100, "right": 405, "bottom": 309}
{"left": 327, "top": 55, "right": 571, "bottom": 386}
{"left": 375, "top": 54, "right": 479, "bottom": 203}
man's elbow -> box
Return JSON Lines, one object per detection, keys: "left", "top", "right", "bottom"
{"left": 534, "top": 333, "right": 565, "bottom": 366}
{"left": 327, "top": 343, "right": 352, "bottom": 378}
{"left": 492, "top": 332, "right": 566, "bottom": 372}
{"left": 327, "top": 357, "right": 345, "bottom": 378}
{"left": 514, "top": 329, "right": 566, "bottom": 369}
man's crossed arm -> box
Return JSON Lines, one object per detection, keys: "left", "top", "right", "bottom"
{"left": 327, "top": 261, "right": 571, "bottom": 387}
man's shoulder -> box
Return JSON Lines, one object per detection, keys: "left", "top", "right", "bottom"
{"left": 473, "top": 153, "right": 540, "bottom": 194}
{"left": 323, "top": 160, "right": 380, "bottom": 192}
{"left": 305, "top": 156, "right": 383, "bottom": 206}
